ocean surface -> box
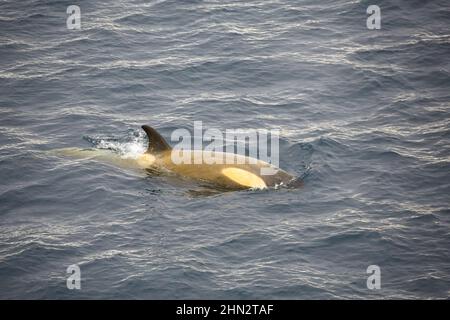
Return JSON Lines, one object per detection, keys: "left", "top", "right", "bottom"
{"left": 1, "top": 0, "right": 449, "bottom": 299}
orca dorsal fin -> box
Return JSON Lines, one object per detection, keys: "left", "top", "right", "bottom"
{"left": 141, "top": 125, "right": 171, "bottom": 154}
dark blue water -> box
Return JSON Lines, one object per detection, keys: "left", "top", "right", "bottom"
{"left": 1, "top": 0, "right": 449, "bottom": 299}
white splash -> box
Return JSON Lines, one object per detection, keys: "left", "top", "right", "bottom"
{"left": 89, "top": 131, "right": 147, "bottom": 160}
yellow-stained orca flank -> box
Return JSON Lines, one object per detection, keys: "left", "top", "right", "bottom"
{"left": 221, "top": 168, "right": 267, "bottom": 189}
{"left": 140, "top": 125, "right": 296, "bottom": 189}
